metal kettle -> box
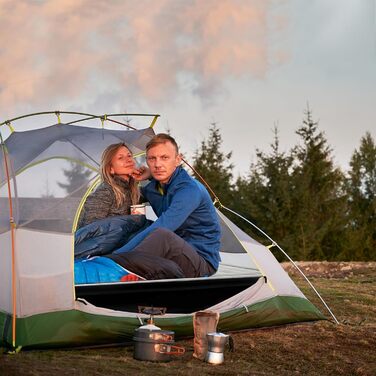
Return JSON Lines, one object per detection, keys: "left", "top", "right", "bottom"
{"left": 205, "top": 332, "right": 229, "bottom": 365}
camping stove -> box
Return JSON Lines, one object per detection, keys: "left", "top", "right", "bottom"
{"left": 133, "top": 306, "right": 185, "bottom": 362}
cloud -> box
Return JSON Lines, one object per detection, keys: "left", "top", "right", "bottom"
{"left": 0, "top": 0, "right": 277, "bottom": 115}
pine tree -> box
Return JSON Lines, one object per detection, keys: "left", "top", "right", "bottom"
{"left": 192, "top": 123, "right": 234, "bottom": 206}
{"left": 290, "top": 106, "right": 347, "bottom": 260}
{"left": 41, "top": 172, "right": 55, "bottom": 198}
{"left": 58, "top": 162, "right": 93, "bottom": 197}
{"left": 255, "top": 127, "right": 294, "bottom": 242}
{"left": 232, "top": 165, "right": 263, "bottom": 239}
{"left": 233, "top": 127, "right": 295, "bottom": 259}
{"left": 344, "top": 132, "right": 376, "bottom": 260}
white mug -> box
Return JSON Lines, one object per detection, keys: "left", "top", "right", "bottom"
{"left": 130, "top": 204, "right": 146, "bottom": 215}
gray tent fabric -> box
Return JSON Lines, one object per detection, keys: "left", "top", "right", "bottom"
{"left": 0, "top": 124, "right": 155, "bottom": 234}
{"left": 0, "top": 124, "right": 155, "bottom": 183}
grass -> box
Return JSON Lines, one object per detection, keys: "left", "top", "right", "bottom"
{"left": 1, "top": 262, "right": 375, "bottom": 376}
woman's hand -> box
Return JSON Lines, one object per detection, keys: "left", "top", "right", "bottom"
{"left": 131, "top": 166, "right": 151, "bottom": 181}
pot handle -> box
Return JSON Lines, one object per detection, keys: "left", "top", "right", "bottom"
{"left": 154, "top": 344, "right": 185, "bottom": 356}
{"left": 150, "top": 333, "right": 174, "bottom": 342}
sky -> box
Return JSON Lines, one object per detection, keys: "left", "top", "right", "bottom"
{"left": 0, "top": 0, "right": 375, "bottom": 177}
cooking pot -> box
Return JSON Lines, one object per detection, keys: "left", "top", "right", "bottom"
{"left": 133, "top": 324, "right": 185, "bottom": 362}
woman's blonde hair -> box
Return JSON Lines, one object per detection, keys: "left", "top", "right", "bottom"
{"left": 100, "top": 143, "right": 140, "bottom": 208}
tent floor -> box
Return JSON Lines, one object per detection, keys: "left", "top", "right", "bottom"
{"left": 75, "top": 276, "right": 262, "bottom": 314}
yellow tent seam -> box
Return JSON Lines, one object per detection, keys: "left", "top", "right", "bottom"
{"left": 149, "top": 115, "right": 159, "bottom": 128}
{"left": 6, "top": 121, "right": 15, "bottom": 133}
{"left": 71, "top": 176, "right": 101, "bottom": 302}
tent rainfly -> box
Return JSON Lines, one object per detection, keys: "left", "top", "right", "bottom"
{"left": 0, "top": 112, "right": 325, "bottom": 350}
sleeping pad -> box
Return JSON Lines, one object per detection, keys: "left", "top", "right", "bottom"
{"left": 74, "top": 256, "right": 144, "bottom": 284}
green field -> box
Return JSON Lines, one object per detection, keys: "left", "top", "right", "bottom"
{"left": 1, "top": 262, "right": 375, "bottom": 376}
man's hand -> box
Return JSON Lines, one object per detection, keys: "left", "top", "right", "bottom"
{"left": 132, "top": 166, "right": 151, "bottom": 181}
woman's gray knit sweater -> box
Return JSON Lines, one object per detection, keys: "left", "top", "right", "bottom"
{"left": 77, "top": 177, "right": 132, "bottom": 229}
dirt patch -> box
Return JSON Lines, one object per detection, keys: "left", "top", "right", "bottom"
{"left": 281, "top": 261, "right": 376, "bottom": 279}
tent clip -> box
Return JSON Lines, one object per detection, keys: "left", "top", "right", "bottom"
{"left": 267, "top": 242, "right": 277, "bottom": 249}
{"left": 213, "top": 197, "right": 223, "bottom": 208}
{"left": 55, "top": 111, "right": 61, "bottom": 124}
{"left": 100, "top": 114, "right": 107, "bottom": 128}
{"left": 242, "top": 304, "right": 249, "bottom": 313}
{"left": 9, "top": 217, "right": 16, "bottom": 228}
{"left": 5, "top": 121, "right": 15, "bottom": 133}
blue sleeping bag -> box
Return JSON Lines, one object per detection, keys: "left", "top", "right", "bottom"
{"left": 74, "top": 215, "right": 151, "bottom": 259}
{"left": 74, "top": 257, "right": 134, "bottom": 284}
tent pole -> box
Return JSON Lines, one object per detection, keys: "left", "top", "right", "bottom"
{"left": 1, "top": 138, "right": 18, "bottom": 347}
{"left": 0, "top": 111, "right": 160, "bottom": 129}
{"left": 220, "top": 205, "right": 340, "bottom": 325}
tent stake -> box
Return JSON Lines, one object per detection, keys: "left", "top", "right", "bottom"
{"left": 220, "top": 205, "right": 340, "bottom": 325}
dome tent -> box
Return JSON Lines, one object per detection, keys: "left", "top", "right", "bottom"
{"left": 0, "top": 112, "right": 324, "bottom": 350}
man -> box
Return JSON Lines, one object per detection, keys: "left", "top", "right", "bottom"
{"left": 107, "top": 133, "right": 221, "bottom": 279}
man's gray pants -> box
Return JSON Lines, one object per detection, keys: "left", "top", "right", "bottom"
{"left": 107, "top": 228, "right": 215, "bottom": 280}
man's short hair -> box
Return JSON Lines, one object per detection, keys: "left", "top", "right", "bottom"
{"left": 146, "top": 133, "right": 179, "bottom": 154}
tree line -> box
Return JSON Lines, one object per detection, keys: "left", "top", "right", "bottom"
{"left": 192, "top": 108, "right": 375, "bottom": 261}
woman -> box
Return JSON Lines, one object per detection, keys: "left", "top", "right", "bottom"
{"left": 77, "top": 142, "right": 141, "bottom": 229}
{"left": 75, "top": 143, "right": 148, "bottom": 260}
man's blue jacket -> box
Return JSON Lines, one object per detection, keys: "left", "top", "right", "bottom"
{"left": 113, "top": 166, "right": 221, "bottom": 270}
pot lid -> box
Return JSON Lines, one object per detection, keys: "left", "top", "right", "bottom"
{"left": 137, "top": 323, "right": 161, "bottom": 331}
